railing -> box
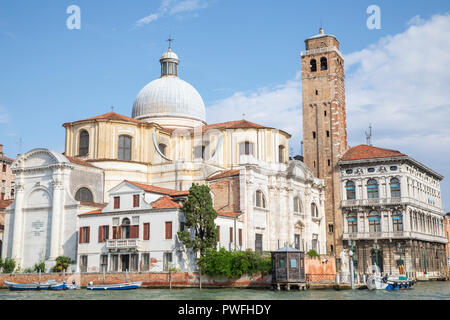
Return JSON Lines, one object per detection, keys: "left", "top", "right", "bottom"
{"left": 106, "top": 239, "right": 140, "bottom": 249}
{"left": 341, "top": 197, "right": 444, "bottom": 214}
{"left": 343, "top": 231, "right": 447, "bottom": 243}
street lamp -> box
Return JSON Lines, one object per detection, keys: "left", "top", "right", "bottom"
{"left": 373, "top": 239, "right": 380, "bottom": 273}
{"left": 348, "top": 239, "right": 356, "bottom": 289}
{"left": 397, "top": 242, "right": 405, "bottom": 275}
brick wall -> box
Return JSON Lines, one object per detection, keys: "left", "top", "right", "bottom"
{"left": 209, "top": 177, "right": 240, "bottom": 213}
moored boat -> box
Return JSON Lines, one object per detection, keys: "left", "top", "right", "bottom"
{"left": 4, "top": 280, "right": 65, "bottom": 291}
{"left": 86, "top": 281, "right": 143, "bottom": 291}
{"left": 367, "top": 274, "right": 415, "bottom": 291}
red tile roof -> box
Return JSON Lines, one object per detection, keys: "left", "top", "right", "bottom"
{"left": 217, "top": 211, "right": 241, "bottom": 218}
{"left": 80, "top": 208, "right": 104, "bottom": 216}
{"left": 151, "top": 196, "right": 183, "bottom": 209}
{"left": 341, "top": 144, "right": 406, "bottom": 162}
{"left": 0, "top": 200, "right": 13, "bottom": 210}
{"left": 65, "top": 156, "right": 100, "bottom": 169}
{"left": 206, "top": 170, "right": 240, "bottom": 181}
{"left": 125, "top": 181, "right": 189, "bottom": 196}
{"left": 64, "top": 112, "right": 144, "bottom": 126}
{"left": 193, "top": 119, "right": 291, "bottom": 137}
{"left": 0, "top": 154, "right": 15, "bottom": 162}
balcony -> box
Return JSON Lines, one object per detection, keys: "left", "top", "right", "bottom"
{"left": 343, "top": 231, "right": 447, "bottom": 243}
{"left": 340, "top": 197, "right": 443, "bottom": 214}
{"left": 106, "top": 239, "right": 140, "bottom": 251}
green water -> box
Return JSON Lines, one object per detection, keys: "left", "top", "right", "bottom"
{"left": 0, "top": 281, "right": 448, "bottom": 300}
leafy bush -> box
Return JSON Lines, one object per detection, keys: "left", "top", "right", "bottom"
{"left": 23, "top": 268, "right": 35, "bottom": 273}
{"left": 306, "top": 249, "right": 320, "bottom": 258}
{"left": 52, "top": 256, "right": 74, "bottom": 272}
{"left": 2, "top": 258, "right": 16, "bottom": 274}
{"left": 34, "top": 262, "right": 46, "bottom": 273}
{"left": 199, "top": 248, "right": 272, "bottom": 279}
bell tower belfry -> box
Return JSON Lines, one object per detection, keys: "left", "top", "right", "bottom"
{"left": 301, "top": 28, "right": 348, "bottom": 256}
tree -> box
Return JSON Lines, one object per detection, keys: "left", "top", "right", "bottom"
{"left": 177, "top": 183, "right": 218, "bottom": 289}
{"left": 52, "top": 256, "right": 74, "bottom": 273}
{"left": 2, "top": 258, "right": 16, "bottom": 273}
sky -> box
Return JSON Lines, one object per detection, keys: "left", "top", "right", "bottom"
{"left": 0, "top": 0, "right": 449, "bottom": 211}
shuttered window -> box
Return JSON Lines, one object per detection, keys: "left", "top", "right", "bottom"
{"left": 114, "top": 196, "right": 120, "bottom": 209}
{"left": 165, "top": 222, "right": 172, "bottom": 240}
{"left": 217, "top": 226, "right": 220, "bottom": 242}
{"left": 130, "top": 225, "right": 139, "bottom": 239}
{"left": 143, "top": 223, "right": 150, "bottom": 240}
{"left": 229, "top": 227, "right": 233, "bottom": 243}
{"left": 112, "top": 226, "right": 121, "bottom": 239}
{"left": 133, "top": 194, "right": 140, "bottom": 208}
{"left": 79, "top": 227, "right": 90, "bottom": 243}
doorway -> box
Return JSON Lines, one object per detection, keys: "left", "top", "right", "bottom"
{"left": 121, "top": 254, "right": 130, "bottom": 271}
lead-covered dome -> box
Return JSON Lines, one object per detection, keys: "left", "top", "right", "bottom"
{"left": 132, "top": 47, "right": 206, "bottom": 127}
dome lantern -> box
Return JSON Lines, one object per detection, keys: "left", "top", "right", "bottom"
{"left": 160, "top": 37, "right": 179, "bottom": 77}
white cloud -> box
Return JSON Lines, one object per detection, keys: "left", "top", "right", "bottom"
{"left": 135, "top": 0, "right": 211, "bottom": 27}
{"left": 206, "top": 13, "right": 450, "bottom": 209}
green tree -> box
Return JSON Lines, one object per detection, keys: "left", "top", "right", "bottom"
{"left": 177, "top": 183, "right": 218, "bottom": 289}
{"left": 52, "top": 256, "right": 74, "bottom": 272}
{"left": 2, "top": 258, "right": 16, "bottom": 273}
{"left": 34, "top": 262, "right": 46, "bottom": 273}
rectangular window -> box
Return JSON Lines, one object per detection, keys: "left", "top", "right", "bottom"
{"left": 165, "top": 222, "right": 173, "bottom": 240}
{"left": 141, "top": 253, "right": 150, "bottom": 271}
{"left": 326, "top": 130, "right": 330, "bottom": 137}
{"left": 143, "top": 223, "right": 150, "bottom": 240}
{"left": 133, "top": 194, "right": 140, "bottom": 208}
{"left": 98, "top": 225, "right": 109, "bottom": 243}
{"left": 163, "top": 252, "right": 173, "bottom": 271}
{"left": 79, "top": 227, "right": 90, "bottom": 243}
{"left": 217, "top": 226, "right": 220, "bottom": 242}
{"left": 313, "top": 131, "right": 316, "bottom": 139}
{"left": 239, "top": 229, "right": 242, "bottom": 247}
{"left": 2, "top": 164, "right": 6, "bottom": 173}
{"left": 80, "top": 255, "right": 88, "bottom": 272}
{"left": 294, "top": 234, "right": 300, "bottom": 250}
{"left": 239, "top": 142, "right": 254, "bottom": 156}
{"left": 130, "top": 254, "right": 139, "bottom": 271}
{"left": 328, "top": 159, "right": 331, "bottom": 166}
{"left": 255, "top": 233, "right": 263, "bottom": 252}
{"left": 328, "top": 224, "right": 334, "bottom": 233}
{"left": 229, "top": 227, "right": 233, "bottom": 243}
{"left": 114, "top": 196, "right": 120, "bottom": 209}
{"left": 111, "top": 255, "right": 119, "bottom": 272}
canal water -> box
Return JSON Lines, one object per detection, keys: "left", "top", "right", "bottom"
{"left": 0, "top": 281, "right": 449, "bottom": 300}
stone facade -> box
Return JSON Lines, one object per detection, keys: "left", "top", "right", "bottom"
{"left": 301, "top": 29, "right": 348, "bottom": 256}
{"left": 339, "top": 146, "right": 447, "bottom": 278}
{"left": 445, "top": 213, "right": 450, "bottom": 274}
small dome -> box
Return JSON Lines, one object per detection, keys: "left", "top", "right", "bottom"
{"left": 161, "top": 48, "right": 179, "bottom": 60}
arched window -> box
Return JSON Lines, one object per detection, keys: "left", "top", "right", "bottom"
{"left": 75, "top": 187, "right": 94, "bottom": 203}
{"left": 320, "top": 57, "right": 328, "bottom": 71}
{"left": 118, "top": 135, "right": 132, "bottom": 161}
{"left": 310, "top": 59, "right": 317, "bottom": 72}
{"left": 390, "top": 178, "right": 401, "bottom": 198}
{"left": 158, "top": 143, "right": 167, "bottom": 157}
{"left": 239, "top": 141, "right": 254, "bottom": 156}
{"left": 368, "top": 211, "right": 381, "bottom": 233}
{"left": 278, "top": 145, "right": 285, "bottom": 163}
{"left": 345, "top": 181, "right": 356, "bottom": 200}
{"left": 392, "top": 211, "right": 403, "bottom": 232}
{"left": 255, "top": 190, "right": 266, "bottom": 209}
{"left": 367, "top": 179, "right": 379, "bottom": 199}
{"left": 293, "top": 196, "right": 302, "bottom": 214}
{"left": 121, "top": 218, "right": 130, "bottom": 239}
{"left": 79, "top": 130, "right": 89, "bottom": 156}
{"left": 347, "top": 213, "right": 357, "bottom": 234}
{"left": 311, "top": 203, "right": 319, "bottom": 218}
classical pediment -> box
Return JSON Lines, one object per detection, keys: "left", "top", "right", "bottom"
{"left": 12, "top": 149, "right": 69, "bottom": 170}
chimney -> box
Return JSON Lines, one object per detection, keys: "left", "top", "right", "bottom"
{"left": 0, "top": 144, "right": 3, "bottom": 156}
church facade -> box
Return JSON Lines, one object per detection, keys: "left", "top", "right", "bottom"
{"left": 2, "top": 44, "right": 326, "bottom": 272}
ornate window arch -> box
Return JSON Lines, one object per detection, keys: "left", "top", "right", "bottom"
{"left": 367, "top": 179, "right": 379, "bottom": 199}
{"left": 75, "top": 187, "right": 94, "bottom": 203}
{"left": 392, "top": 211, "right": 403, "bottom": 232}
{"left": 118, "top": 135, "right": 132, "bottom": 161}
{"left": 390, "top": 178, "right": 401, "bottom": 198}
{"left": 79, "top": 130, "right": 89, "bottom": 156}
{"left": 255, "top": 190, "right": 267, "bottom": 209}
{"left": 345, "top": 180, "right": 356, "bottom": 200}
{"left": 368, "top": 211, "right": 381, "bottom": 233}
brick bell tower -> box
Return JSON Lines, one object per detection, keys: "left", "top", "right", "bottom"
{"left": 301, "top": 28, "right": 348, "bottom": 257}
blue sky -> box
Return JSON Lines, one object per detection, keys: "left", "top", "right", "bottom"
{"left": 1, "top": 0, "right": 449, "bottom": 211}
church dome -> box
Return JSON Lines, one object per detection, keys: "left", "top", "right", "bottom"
{"left": 132, "top": 47, "right": 206, "bottom": 127}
